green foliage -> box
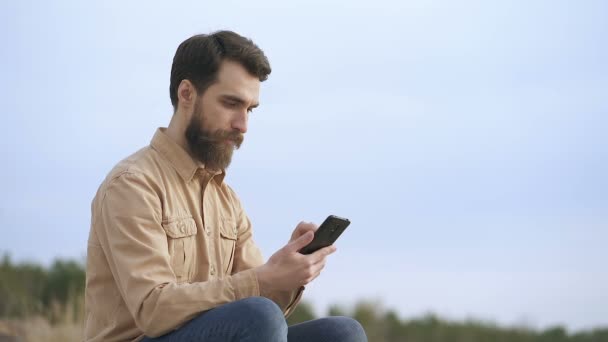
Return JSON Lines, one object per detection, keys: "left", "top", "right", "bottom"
{"left": 1, "top": 252, "right": 608, "bottom": 342}
{"left": 286, "top": 300, "right": 316, "bottom": 325}
{"left": 0, "top": 254, "right": 47, "bottom": 318}
{"left": 0, "top": 253, "right": 85, "bottom": 323}
{"left": 323, "top": 305, "right": 608, "bottom": 342}
{"left": 352, "top": 300, "right": 387, "bottom": 341}
{"left": 328, "top": 304, "right": 347, "bottom": 317}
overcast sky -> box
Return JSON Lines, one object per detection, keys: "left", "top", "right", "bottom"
{"left": 1, "top": 0, "right": 607, "bottom": 332}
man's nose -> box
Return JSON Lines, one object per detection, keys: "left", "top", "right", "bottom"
{"left": 231, "top": 111, "right": 248, "bottom": 134}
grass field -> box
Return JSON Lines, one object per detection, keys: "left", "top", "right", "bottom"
{"left": 0, "top": 317, "right": 81, "bottom": 342}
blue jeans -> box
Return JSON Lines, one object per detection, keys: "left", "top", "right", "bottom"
{"left": 141, "top": 297, "right": 367, "bottom": 342}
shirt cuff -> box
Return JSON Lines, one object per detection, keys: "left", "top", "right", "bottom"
{"left": 232, "top": 268, "right": 260, "bottom": 300}
{"left": 283, "top": 286, "right": 305, "bottom": 318}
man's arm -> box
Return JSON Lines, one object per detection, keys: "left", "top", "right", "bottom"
{"left": 93, "top": 172, "right": 260, "bottom": 338}
{"left": 226, "top": 186, "right": 304, "bottom": 317}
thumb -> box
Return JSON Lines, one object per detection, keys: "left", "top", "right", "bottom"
{"left": 285, "top": 231, "right": 314, "bottom": 253}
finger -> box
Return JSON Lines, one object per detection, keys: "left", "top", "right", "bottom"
{"left": 312, "top": 259, "right": 327, "bottom": 274}
{"left": 306, "top": 262, "right": 327, "bottom": 283}
{"left": 308, "top": 245, "right": 337, "bottom": 264}
{"left": 285, "top": 231, "right": 314, "bottom": 253}
{"left": 297, "top": 221, "right": 317, "bottom": 231}
{"left": 292, "top": 221, "right": 317, "bottom": 239}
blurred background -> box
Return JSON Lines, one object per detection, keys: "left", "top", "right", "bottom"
{"left": 1, "top": 0, "right": 607, "bottom": 341}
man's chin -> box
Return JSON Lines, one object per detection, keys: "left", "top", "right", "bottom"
{"left": 196, "top": 153, "right": 235, "bottom": 171}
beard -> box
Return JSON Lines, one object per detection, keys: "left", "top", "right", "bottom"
{"left": 185, "top": 101, "right": 244, "bottom": 171}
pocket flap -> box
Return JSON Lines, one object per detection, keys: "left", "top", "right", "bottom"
{"left": 219, "top": 218, "right": 238, "bottom": 240}
{"left": 162, "top": 218, "right": 197, "bottom": 238}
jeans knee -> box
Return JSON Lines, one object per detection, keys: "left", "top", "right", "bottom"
{"left": 239, "top": 296, "right": 285, "bottom": 320}
{"left": 238, "top": 297, "right": 287, "bottom": 339}
{"left": 324, "top": 316, "right": 367, "bottom": 342}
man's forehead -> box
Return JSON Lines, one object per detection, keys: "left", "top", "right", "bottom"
{"left": 214, "top": 61, "right": 260, "bottom": 103}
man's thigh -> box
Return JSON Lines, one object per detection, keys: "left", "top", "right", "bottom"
{"left": 141, "top": 297, "right": 287, "bottom": 342}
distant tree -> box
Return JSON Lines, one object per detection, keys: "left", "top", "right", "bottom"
{"left": 383, "top": 310, "right": 404, "bottom": 342}
{"left": 352, "top": 300, "right": 385, "bottom": 342}
{"left": 539, "top": 326, "right": 568, "bottom": 342}
{"left": 0, "top": 253, "right": 85, "bottom": 323}
{"left": 0, "top": 254, "right": 47, "bottom": 318}
{"left": 41, "top": 259, "right": 85, "bottom": 323}
{"left": 287, "top": 301, "right": 316, "bottom": 326}
{"left": 327, "top": 304, "right": 347, "bottom": 317}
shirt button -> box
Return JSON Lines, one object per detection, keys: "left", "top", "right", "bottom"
{"left": 206, "top": 228, "right": 211, "bottom": 236}
{"left": 210, "top": 266, "right": 215, "bottom": 275}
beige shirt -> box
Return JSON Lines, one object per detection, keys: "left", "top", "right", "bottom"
{"left": 84, "top": 128, "right": 303, "bottom": 342}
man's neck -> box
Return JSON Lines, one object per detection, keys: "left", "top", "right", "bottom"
{"left": 165, "top": 112, "right": 190, "bottom": 152}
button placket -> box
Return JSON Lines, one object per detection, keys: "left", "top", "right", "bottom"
{"left": 198, "top": 169, "right": 219, "bottom": 279}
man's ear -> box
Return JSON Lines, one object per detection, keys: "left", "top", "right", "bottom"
{"left": 177, "top": 80, "right": 197, "bottom": 111}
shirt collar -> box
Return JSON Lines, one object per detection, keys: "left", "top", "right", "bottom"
{"left": 150, "top": 127, "right": 226, "bottom": 184}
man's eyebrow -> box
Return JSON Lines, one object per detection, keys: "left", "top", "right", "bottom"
{"left": 221, "top": 94, "right": 259, "bottom": 108}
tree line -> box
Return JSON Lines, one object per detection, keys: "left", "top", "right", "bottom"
{"left": 1, "top": 253, "right": 607, "bottom": 342}
{"left": 0, "top": 254, "right": 84, "bottom": 324}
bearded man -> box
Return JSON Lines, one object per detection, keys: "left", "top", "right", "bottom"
{"left": 84, "top": 30, "right": 367, "bottom": 342}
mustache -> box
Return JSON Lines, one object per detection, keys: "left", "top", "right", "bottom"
{"left": 193, "top": 130, "right": 244, "bottom": 147}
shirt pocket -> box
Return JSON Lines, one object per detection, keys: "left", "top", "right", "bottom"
{"left": 219, "top": 217, "right": 238, "bottom": 275}
{"left": 161, "top": 217, "right": 198, "bottom": 283}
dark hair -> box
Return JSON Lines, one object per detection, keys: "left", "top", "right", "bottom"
{"left": 169, "top": 30, "right": 271, "bottom": 111}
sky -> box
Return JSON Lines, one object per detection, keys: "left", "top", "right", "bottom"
{"left": 1, "top": 0, "right": 607, "bottom": 332}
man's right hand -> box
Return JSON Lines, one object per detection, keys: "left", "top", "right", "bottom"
{"left": 254, "top": 228, "right": 337, "bottom": 293}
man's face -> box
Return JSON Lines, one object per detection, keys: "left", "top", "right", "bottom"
{"left": 185, "top": 60, "right": 261, "bottom": 170}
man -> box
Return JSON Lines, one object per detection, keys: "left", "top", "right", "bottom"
{"left": 84, "top": 30, "right": 367, "bottom": 342}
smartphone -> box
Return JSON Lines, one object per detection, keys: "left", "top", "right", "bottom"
{"left": 299, "top": 215, "right": 350, "bottom": 255}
